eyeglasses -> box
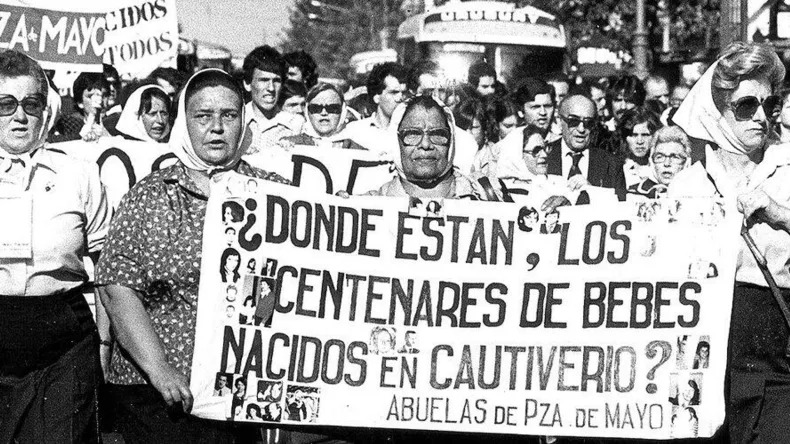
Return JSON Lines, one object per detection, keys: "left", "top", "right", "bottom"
{"left": 652, "top": 153, "right": 687, "bottom": 164}
{"left": 0, "top": 94, "right": 46, "bottom": 117}
{"left": 729, "top": 95, "right": 781, "bottom": 121}
{"left": 524, "top": 142, "right": 553, "bottom": 157}
{"left": 398, "top": 127, "right": 451, "bottom": 146}
{"left": 560, "top": 115, "right": 595, "bottom": 130}
{"left": 307, "top": 103, "right": 342, "bottom": 114}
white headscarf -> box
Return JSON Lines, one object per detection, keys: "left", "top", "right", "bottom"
{"left": 116, "top": 84, "right": 169, "bottom": 143}
{"left": 387, "top": 95, "right": 457, "bottom": 181}
{"left": 496, "top": 128, "right": 538, "bottom": 181}
{"left": 168, "top": 69, "right": 247, "bottom": 175}
{"left": 673, "top": 60, "right": 770, "bottom": 156}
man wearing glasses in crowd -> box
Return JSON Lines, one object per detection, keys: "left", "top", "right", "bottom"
{"left": 546, "top": 94, "right": 627, "bottom": 200}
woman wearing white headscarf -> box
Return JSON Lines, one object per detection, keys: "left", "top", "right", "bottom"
{"left": 96, "top": 69, "right": 289, "bottom": 443}
{"left": 0, "top": 50, "right": 110, "bottom": 444}
{"left": 364, "top": 94, "right": 485, "bottom": 199}
{"left": 279, "top": 82, "right": 364, "bottom": 150}
{"left": 670, "top": 42, "right": 790, "bottom": 441}
{"left": 115, "top": 84, "right": 172, "bottom": 142}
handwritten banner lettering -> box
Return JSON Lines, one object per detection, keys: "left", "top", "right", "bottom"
{"left": 190, "top": 176, "right": 739, "bottom": 439}
{"left": 0, "top": 1, "right": 106, "bottom": 71}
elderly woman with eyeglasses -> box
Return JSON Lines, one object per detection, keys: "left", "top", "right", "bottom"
{"left": 0, "top": 50, "right": 110, "bottom": 443}
{"left": 279, "top": 83, "right": 364, "bottom": 150}
{"left": 670, "top": 41, "right": 790, "bottom": 441}
{"left": 627, "top": 126, "right": 691, "bottom": 199}
{"left": 364, "top": 95, "right": 486, "bottom": 199}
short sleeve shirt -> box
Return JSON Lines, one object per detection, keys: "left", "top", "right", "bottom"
{"left": 96, "top": 160, "right": 290, "bottom": 384}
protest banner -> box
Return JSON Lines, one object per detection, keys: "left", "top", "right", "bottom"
{"left": 102, "top": 0, "right": 178, "bottom": 78}
{"left": 190, "top": 176, "right": 740, "bottom": 439}
{"left": 52, "top": 139, "right": 393, "bottom": 206}
{"left": 244, "top": 146, "right": 394, "bottom": 196}
{"left": 0, "top": 0, "right": 106, "bottom": 71}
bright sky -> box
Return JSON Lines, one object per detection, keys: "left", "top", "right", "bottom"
{"left": 176, "top": 0, "right": 295, "bottom": 57}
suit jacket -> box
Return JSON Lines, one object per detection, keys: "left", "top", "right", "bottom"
{"left": 546, "top": 138, "right": 627, "bottom": 200}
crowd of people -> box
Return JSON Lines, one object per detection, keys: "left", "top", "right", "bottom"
{"left": 2, "top": 38, "right": 790, "bottom": 444}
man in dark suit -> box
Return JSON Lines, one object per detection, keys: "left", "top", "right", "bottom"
{"left": 546, "top": 94, "right": 627, "bottom": 201}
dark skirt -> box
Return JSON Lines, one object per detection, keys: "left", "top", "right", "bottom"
{"left": 728, "top": 282, "right": 790, "bottom": 443}
{"left": 0, "top": 287, "right": 100, "bottom": 444}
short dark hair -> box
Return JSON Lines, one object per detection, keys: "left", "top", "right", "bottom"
{"left": 277, "top": 79, "right": 308, "bottom": 107}
{"left": 103, "top": 63, "right": 120, "bottom": 88}
{"left": 0, "top": 50, "right": 48, "bottom": 99}
{"left": 406, "top": 60, "right": 440, "bottom": 93}
{"left": 513, "top": 78, "right": 554, "bottom": 107}
{"left": 148, "top": 67, "right": 187, "bottom": 92}
{"left": 486, "top": 98, "right": 522, "bottom": 143}
{"left": 367, "top": 62, "right": 407, "bottom": 98}
{"left": 243, "top": 45, "right": 286, "bottom": 84}
{"left": 284, "top": 50, "right": 319, "bottom": 88}
{"left": 544, "top": 72, "right": 570, "bottom": 86}
{"left": 608, "top": 74, "right": 646, "bottom": 107}
{"left": 618, "top": 107, "right": 660, "bottom": 140}
{"left": 467, "top": 61, "right": 496, "bottom": 87}
{"left": 522, "top": 123, "right": 548, "bottom": 142}
{"left": 617, "top": 107, "right": 660, "bottom": 158}
{"left": 185, "top": 70, "right": 244, "bottom": 110}
{"left": 453, "top": 97, "right": 485, "bottom": 132}
{"left": 72, "top": 72, "right": 108, "bottom": 111}
{"left": 138, "top": 87, "right": 171, "bottom": 116}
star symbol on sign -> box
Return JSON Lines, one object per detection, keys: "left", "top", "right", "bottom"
{"left": 28, "top": 28, "right": 38, "bottom": 42}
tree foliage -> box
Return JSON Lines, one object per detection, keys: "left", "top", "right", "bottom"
{"left": 545, "top": 0, "right": 720, "bottom": 61}
{"left": 280, "top": 0, "right": 405, "bottom": 80}
{"left": 281, "top": 0, "right": 721, "bottom": 78}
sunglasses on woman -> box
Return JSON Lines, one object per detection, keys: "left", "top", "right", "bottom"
{"left": 0, "top": 94, "right": 46, "bottom": 117}
{"left": 523, "top": 143, "right": 553, "bottom": 157}
{"left": 729, "top": 95, "right": 781, "bottom": 121}
{"left": 307, "top": 103, "right": 342, "bottom": 115}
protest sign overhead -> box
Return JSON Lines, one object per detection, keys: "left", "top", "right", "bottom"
{"left": 102, "top": 0, "right": 178, "bottom": 77}
{"left": 0, "top": 0, "right": 178, "bottom": 75}
{"left": 0, "top": 0, "right": 106, "bottom": 71}
{"left": 191, "top": 176, "right": 740, "bottom": 439}
{"left": 53, "top": 140, "right": 396, "bottom": 209}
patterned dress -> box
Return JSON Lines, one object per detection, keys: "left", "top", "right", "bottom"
{"left": 96, "top": 160, "right": 290, "bottom": 384}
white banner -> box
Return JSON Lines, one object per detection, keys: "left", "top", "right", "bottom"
{"left": 53, "top": 139, "right": 395, "bottom": 208}
{"left": 190, "top": 176, "right": 740, "bottom": 439}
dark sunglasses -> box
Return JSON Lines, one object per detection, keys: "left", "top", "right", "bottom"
{"left": 729, "top": 95, "right": 782, "bottom": 121}
{"left": 307, "top": 103, "right": 342, "bottom": 115}
{"left": 524, "top": 142, "right": 553, "bottom": 157}
{"left": 560, "top": 115, "right": 595, "bottom": 130}
{"left": 0, "top": 94, "right": 46, "bottom": 117}
{"left": 398, "top": 127, "right": 451, "bottom": 146}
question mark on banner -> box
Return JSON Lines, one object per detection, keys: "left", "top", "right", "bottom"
{"left": 526, "top": 253, "right": 540, "bottom": 271}
{"left": 644, "top": 340, "right": 672, "bottom": 394}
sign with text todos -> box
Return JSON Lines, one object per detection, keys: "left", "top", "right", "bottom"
{"left": 101, "top": 0, "right": 178, "bottom": 78}
{"left": 0, "top": 0, "right": 177, "bottom": 75}
{"left": 191, "top": 177, "right": 739, "bottom": 439}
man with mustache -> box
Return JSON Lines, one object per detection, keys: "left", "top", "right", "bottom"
{"left": 242, "top": 45, "right": 303, "bottom": 153}
{"left": 545, "top": 94, "right": 627, "bottom": 201}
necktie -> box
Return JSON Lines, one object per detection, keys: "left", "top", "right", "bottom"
{"left": 568, "top": 151, "right": 583, "bottom": 178}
